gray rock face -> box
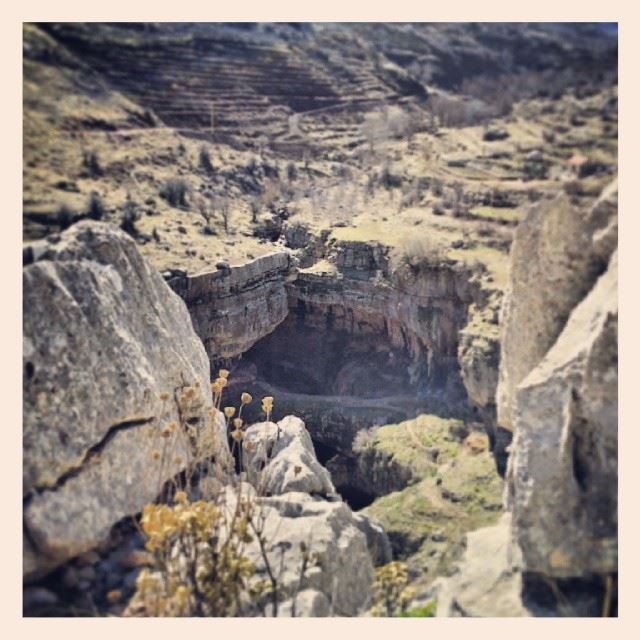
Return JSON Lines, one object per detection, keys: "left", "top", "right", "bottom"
{"left": 352, "top": 512, "right": 393, "bottom": 566}
{"left": 436, "top": 515, "right": 530, "bottom": 617}
{"left": 23, "top": 221, "right": 230, "bottom": 578}
{"left": 506, "top": 251, "right": 617, "bottom": 578}
{"left": 437, "top": 180, "right": 617, "bottom": 615}
{"left": 243, "top": 415, "right": 392, "bottom": 571}
{"left": 498, "top": 180, "right": 618, "bottom": 581}
{"left": 167, "top": 251, "right": 292, "bottom": 359}
{"left": 228, "top": 485, "right": 376, "bottom": 617}
{"left": 243, "top": 416, "right": 337, "bottom": 497}
{"left": 497, "top": 181, "right": 617, "bottom": 431}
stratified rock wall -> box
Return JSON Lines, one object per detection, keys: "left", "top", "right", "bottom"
{"left": 167, "top": 251, "right": 292, "bottom": 360}
{"left": 23, "top": 221, "right": 230, "bottom": 578}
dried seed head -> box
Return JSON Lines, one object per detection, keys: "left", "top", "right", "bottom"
{"left": 233, "top": 418, "right": 243, "bottom": 429}
{"left": 159, "top": 392, "right": 170, "bottom": 402}
{"left": 218, "top": 369, "right": 230, "bottom": 379}
{"left": 261, "top": 396, "right": 274, "bottom": 412}
{"left": 174, "top": 490, "right": 188, "bottom": 505}
{"left": 152, "top": 450, "right": 161, "bottom": 460}
{"left": 161, "top": 426, "right": 172, "bottom": 438}
{"left": 224, "top": 406, "right": 236, "bottom": 418}
{"left": 241, "top": 392, "right": 253, "bottom": 405}
{"left": 231, "top": 429, "right": 244, "bottom": 442}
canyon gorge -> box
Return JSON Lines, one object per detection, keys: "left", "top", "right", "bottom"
{"left": 22, "top": 22, "right": 618, "bottom": 617}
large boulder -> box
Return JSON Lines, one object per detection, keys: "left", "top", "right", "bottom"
{"left": 224, "top": 485, "right": 376, "bottom": 616}
{"left": 243, "top": 415, "right": 392, "bottom": 569}
{"left": 437, "top": 180, "right": 618, "bottom": 616}
{"left": 496, "top": 180, "right": 617, "bottom": 431}
{"left": 243, "top": 416, "right": 337, "bottom": 497}
{"left": 23, "top": 221, "right": 230, "bottom": 579}
{"left": 436, "top": 515, "right": 530, "bottom": 617}
{"left": 506, "top": 250, "right": 617, "bottom": 578}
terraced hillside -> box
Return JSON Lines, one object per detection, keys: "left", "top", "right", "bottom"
{"left": 38, "top": 22, "right": 616, "bottom": 152}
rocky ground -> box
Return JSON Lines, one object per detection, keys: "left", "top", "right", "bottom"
{"left": 23, "top": 22, "right": 617, "bottom": 617}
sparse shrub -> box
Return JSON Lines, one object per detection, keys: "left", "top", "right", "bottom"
{"left": 392, "top": 234, "right": 446, "bottom": 271}
{"left": 431, "top": 177, "right": 443, "bottom": 197}
{"left": 130, "top": 491, "right": 257, "bottom": 616}
{"left": 125, "top": 372, "right": 319, "bottom": 618}
{"left": 260, "top": 179, "right": 281, "bottom": 211}
{"left": 522, "top": 159, "right": 550, "bottom": 181}
{"left": 286, "top": 161, "right": 297, "bottom": 182}
{"left": 370, "top": 561, "right": 415, "bottom": 617}
{"left": 378, "top": 160, "right": 402, "bottom": 190}
{"left": 82, "top": 149, "right": 103, "bottom": 178}
{"left": 198, "top": 145, "right": 215, "bottom": 174}
{"left": 427, "top": 94, "right": 495, "bottom": 128}
{"left": 246, "top": 157, "right": 259, "bottom": 175}
{"left": 86, "top": 191, "right": 105, "bottom": 221}
{"left": 56, "top": 203, "right": 75, "bottom": 230}
{"left": 249, "top": 197, "right": 260, "bottom": 224}
{"left": 121, "top": 195, "right": 140, "bottom": 236}
{"left": 399, "top": 179, "right": 425, "bottom": 211}
{"left": 160, "top": 178, "right": 189, "bottom": 208}
{"left": 211, "top": 196, "right": 231, "bottom": 234}
{"left": 432, "top": 202, "right": 445, "bottom": 216}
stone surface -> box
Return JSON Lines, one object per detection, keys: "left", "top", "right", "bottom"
{"left": 236, "top": 485, "right": 376, "bottom": 617}
{"left": 352, "top": 513, "right": 393, "bottom": 566}
{"left": 23, "top": 221, "right": 230, "bottom": 578}
{"left": 497, "top": 180, "right": 617, "bottom": 431}
{"left": 276, "top": 589, "right": 331, "bottom": 617}
{"left": 167, "top": 251, "right": 292, "bottom": 359}
{"left": 506, "top": 250, "right": 617, "bottom": 578}
{"left": 435, "top": 514, "right": 530, "bottom": 617}
{"left": 243, "top": 416, "right": 337, "bottom": 497}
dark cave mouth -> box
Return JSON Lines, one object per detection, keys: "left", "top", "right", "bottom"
{"left": 217, "top": 303, "right": 476, "bottom": 510}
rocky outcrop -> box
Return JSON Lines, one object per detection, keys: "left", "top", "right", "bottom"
{"left": 499, "top": 180, "right": 618, "bottom": 582}
{"left": 241, "top": 488, "right": 376, "bottom": 616}
{"left": 506, "top": 250, "right": 617, "bottom": 579}
{"left": 243, "top": 416, "right": 389, "bottom": 612}
{"left": 438, "top": 180, "right": 618, "bottom": 616}
{"left": 243, "top": 415, "right": 391, "bottom": 572}
{"left": 436, "top": 515, "right": 530, "bottom": 617}
{"left": 243, "top": 415, "right": 337, "bottom": 497}
{"left": 167, "top": 251, "right": 292, "bottom": 360}
{"left": 496, "top": 181, "right": 617, "bottom": 432}
{"left": 23, "top": 221, "right": 230, "bottom": 579}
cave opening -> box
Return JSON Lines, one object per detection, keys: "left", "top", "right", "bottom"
{"left": 219, "top": 298, "right": 473, "bottom": 510}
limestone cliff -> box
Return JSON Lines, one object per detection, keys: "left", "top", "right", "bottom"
{"left": 167, "top": 251, "right": 292, "bottom": 359}
{"left": 437, "top": 180, "right": 618, "bottom": 616}
{"left": 23, "top": 222, "right": 230, "bottom": 579}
